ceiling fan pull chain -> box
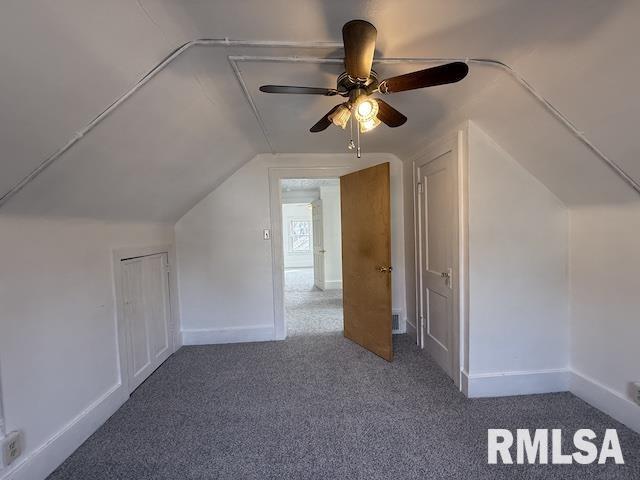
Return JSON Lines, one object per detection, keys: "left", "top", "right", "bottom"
{"left": 348, "top": 115, "right": 356, "bottom": 151}
{"left": 356, "top": 121, "right": 361, "bottom": 158}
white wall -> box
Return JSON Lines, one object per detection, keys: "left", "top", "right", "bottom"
{"left": 401, "top": 122, "right": 571, "bottom": 394}
{"left": 402, "top": 121, "right": 640, "bottom": 432}
{"left": 569, "top": 202, "right": 640, "bottom": 432}
{"left": 282, "top": 203, "right": 313, "bottom": 269}
{"left": 0, "top": 215, "right": 174, "bottom": 480}
{"left": 319, "top": 185, "right": 342, "bottom": 290}
{"left": 465, "top": 123, "right": 570, "bottom": 396}
{"left": 462, "top": 123, "right": 640, "bottom": 431}
{"left": 176, "top": 153, "right": 407, "bottom": 344}
{"left": 281, "top": 189, "right": 319, "bottom": 205}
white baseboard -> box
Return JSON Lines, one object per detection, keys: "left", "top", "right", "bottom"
{"left": 322, "top": 280, "right": 342, "bottom": 290}
{"left": 181, "top": 325, "right": 275, "bottom": 346}
{"left": 570, "top": 370, "right": 640, "bottom": 434}
{"left": 0, "top": 384, "right": 127, "bottom": 480}
{"left": 462, "top": 368, "right": 570, "bottom": 398}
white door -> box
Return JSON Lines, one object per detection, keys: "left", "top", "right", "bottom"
{"left": 121, "top": 253, "right": 172, "bottom": 392}
{"left": 311, "top": 199, "right": 325, "bottom": 290}
{"left": 417, "top": 143, "right": 459, "bottom": 382}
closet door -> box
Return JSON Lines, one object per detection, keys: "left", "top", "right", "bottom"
{"left": 121, "top": 253, "right": 172, "bottom": 392}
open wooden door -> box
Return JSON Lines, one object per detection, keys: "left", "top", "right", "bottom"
{"left": 340, "top": 162, "right": 393, "bottom": 361}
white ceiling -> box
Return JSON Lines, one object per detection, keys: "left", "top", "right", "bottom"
{"left": 0, "top": 0, "right": 638, "bottom": 221}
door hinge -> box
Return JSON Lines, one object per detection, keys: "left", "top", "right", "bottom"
{"left": 417, "top": 182, "right": 423, "bottom": 194}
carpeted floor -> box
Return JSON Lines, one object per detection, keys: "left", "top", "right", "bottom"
{"left": 48, "top": 332, "right": 639, "bottom": 479}
{"left": 284, "top": 268, "right": 343, "bottom": 336}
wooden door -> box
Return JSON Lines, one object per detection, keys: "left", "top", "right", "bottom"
{"left": 122, "top": 253, "right": 172, "bottom": 391}
{"left": 311, "top": 199, "right": 325, "bottom": 290}
{"left": 417, "top": 146, "right": 459, "bottom": 380}
{"left": 340, "top": 162, "right": 393, "bottom": 361}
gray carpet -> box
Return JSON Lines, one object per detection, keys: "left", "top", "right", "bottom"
{"left": 48, "top": 333, "right": 639, "bottom": 479}
{"left": 284, "top": 268, "right": 343, "bottom": 336}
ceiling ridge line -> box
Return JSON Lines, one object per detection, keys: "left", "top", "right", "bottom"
{"left": 469, "top": 57, "right": 640, "bottom": 195}
{"left": 0, "top": 39, "right": 342, "bottom": 209}
{"left": 135, "top": 0, "right": 169, "bottom": 43}
{"left": 227, "top": 57, "right": 275, "bottom": 154}
{"left": 231, "top": 54, "right": 640, "bottom": 196}
{"left": 1, "top": 41, "right": 637, "bottom": 210}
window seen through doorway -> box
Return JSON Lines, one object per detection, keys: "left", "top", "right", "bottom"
{"left": 288, "top": 219, "right": 312, "bottom": 253}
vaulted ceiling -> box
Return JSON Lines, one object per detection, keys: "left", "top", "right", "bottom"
{"left": 0, "top": 0, "right": 638, "bottom": 221}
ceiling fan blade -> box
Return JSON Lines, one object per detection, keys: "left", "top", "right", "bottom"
{"left": 310, "top": 104, "right": 343, "bottom": 132}
{"left": 259, "top": 85, "right": 338, "bottom": 96}
{"left": 342, "top": 20, "right": 377, "bottom": 81}
{"left": 375, "top": 99, "right": 407, "bottom": 127}
{"left": 378, "top": 62, "right": 469, "bottom": 94}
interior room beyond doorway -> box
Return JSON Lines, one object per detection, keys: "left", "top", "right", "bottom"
{"left": 281, "top": 178, "right": 343, "bottom": 336}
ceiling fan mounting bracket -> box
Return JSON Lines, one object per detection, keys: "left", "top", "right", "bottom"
{"left": 336, "top": 70, "right": 379, "bottom": 95}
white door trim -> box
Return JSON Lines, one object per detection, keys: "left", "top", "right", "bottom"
{"left": 0, "top": 358, "right": 5, "bottom": 437}
{"left": 311, "top": 199, "right": 325, "bottom": 290}
{"left": 411, "top": 128, "right": 469, "bottom": 389}
{"left": 112, "top": 244, "right": 180, "bottom": 393}
{"left": 268, "top": 166, "right": 352, "bottom": 340}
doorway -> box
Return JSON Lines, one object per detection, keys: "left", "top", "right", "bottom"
{"left": 269, "top": 164, "right": 394, "bottom": 361}
{"left": 280, "top": 179, "right": 343, "bottom": 336}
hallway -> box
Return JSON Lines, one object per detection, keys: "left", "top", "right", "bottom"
{"left": 284, "top": 267, "right": 343, "bottom": 336}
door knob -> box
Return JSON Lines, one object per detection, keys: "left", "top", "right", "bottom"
{"left": 376, "top": 266, "right": 392, "bottom": 273}
{"left": 441, "top": 268, "right": 452, "bottom": 288}
{"left": 319, "top": 249, "right": 326, "bottom": 253}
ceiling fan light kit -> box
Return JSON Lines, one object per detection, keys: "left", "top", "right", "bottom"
{"left": 354, "top": 96, "right": 379, "bottom": 124}
{"left": 359, "top": 116, "right": 381, "bottom": 134}
{"left": 328, "top": 103, "right": 351, "bottom": 129}
{"left": 259, "top": 19, "right": 469, "bottom": 156}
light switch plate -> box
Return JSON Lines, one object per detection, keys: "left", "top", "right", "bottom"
{"left": 2, "top": 431, "right": 22, "bottom": 467}
{"left": 263, "top": 229, "right": 271, "bottom": 240}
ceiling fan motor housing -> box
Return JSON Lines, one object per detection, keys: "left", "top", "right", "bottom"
{"left": 337, "top": 70, "right": 379, "bottom": 95}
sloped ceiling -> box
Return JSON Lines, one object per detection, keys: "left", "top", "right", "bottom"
{"left": 0, "top": 0, "right": 637, "bottom": 221}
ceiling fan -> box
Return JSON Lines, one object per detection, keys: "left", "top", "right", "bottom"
{"left": 259, "top": 19, "right": 469, "bottom": 137}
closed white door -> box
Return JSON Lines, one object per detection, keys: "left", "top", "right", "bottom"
{"left": 121, "top": 253, "right": 172, "bottom": 392}
{"left": 417, "top": 144, "right": 459, "bottom": 381}
{"left": 312, "top": 199, "right": 325, "bottom": 290}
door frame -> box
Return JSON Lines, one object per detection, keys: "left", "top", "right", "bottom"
{"left": 310, "top": 198, "right": 325, "bottom": 290}
{"left": 268, "top": 166, "right": 352, "bottom": 340}
{"left": 0, "top": 358, "right": 5, "bottom": 436}
{"left": 412, "top": 129, "right": 469, "bottom": 389}
{"left": 112, "top": 244, "right": 180, "bottom": 393}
